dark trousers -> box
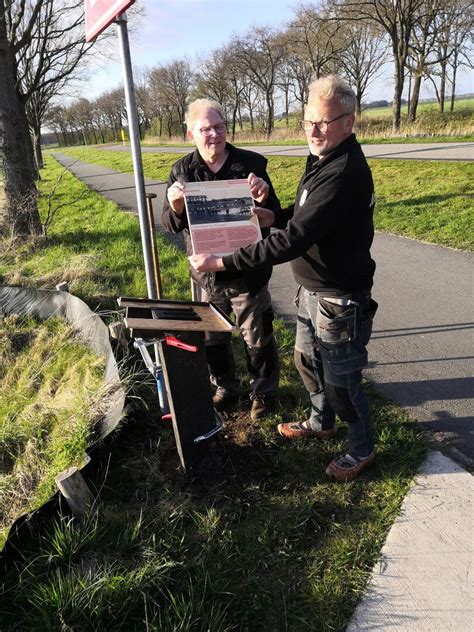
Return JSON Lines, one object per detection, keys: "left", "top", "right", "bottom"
{"left": 294, "top": 288, "right": 377, "bottom": 458}
{"left": 201, "top": 285, "right": 280, "bottom": 398}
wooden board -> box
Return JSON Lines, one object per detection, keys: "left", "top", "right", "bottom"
{"left": 118, "top": 296, "right": 235, "bottom": 335}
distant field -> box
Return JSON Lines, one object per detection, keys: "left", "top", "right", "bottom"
{"left": 362, "top": 97, "right": 474, "bottom": 117}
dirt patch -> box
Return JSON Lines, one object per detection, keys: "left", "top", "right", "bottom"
{"left": 157, "top": 403, "right": 281, "bottom": 499}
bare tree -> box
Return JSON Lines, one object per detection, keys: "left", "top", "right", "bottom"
{"left": 424, "top": 0, "right": 473, "bottom": 112}
{"left": 279, "top": 33, "right": 314, "bottom": 117}
{"left": 404, "top": 0, "right": 461, "bottom": 121}
{"left": 447, "top": 1, "right": 474, "bottom": 110}
{"left": 0, "top": 0, "right": 41, "bottom": 236}
{"left": 1, "top": 0, "right": 107, "bottom": 236}
{"left": 95, "top": 88, "right": 126, "bottom": 142}
{"left": 219, "top": 45, "right": 249, "bottom": 141}
{"left": 150, "top": 60, "right": 194, "bottom": 140}
{"left": 44, "top": 104, "right": 70, "bottom": 145}
{"left": 13, "top": 0, "right": 96, "bottom": 169}
{"left": 334, "top": 0, "right": 425, "bottom": 131}
{"left": 194, "top": 49, "right": 235, "bottom": 121}
{"left": 148, "top": 65, "right": 178, "bottom": 139}
{"left": 337, "top": 21, "right": 387, "bottom": 114}
{"left": 231, "top": 28, "right": 284, "bottom": 139}
{"left": 287, "top": 3, "right": 343, "bottom": 79}
{"left": 275, "top": 53, "right": 299, "bottom": 127}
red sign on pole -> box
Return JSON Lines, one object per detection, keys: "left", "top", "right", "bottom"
{"left": 85, "top": 0, "right": 135, "bottom": 42}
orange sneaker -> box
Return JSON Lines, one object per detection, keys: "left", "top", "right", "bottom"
{"left": 326, "top": 452, "right": 375, "bottom": 482}
{"left": 277, "top": 421, "right": 337, "bottom": 440}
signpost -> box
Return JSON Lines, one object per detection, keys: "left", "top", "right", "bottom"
{"left": 84, "top": 0, "right": 158, "bottom": 299}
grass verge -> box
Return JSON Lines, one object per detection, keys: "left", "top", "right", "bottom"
{"left": 56, "top": 147, "right": 474, "bottom": 251}
{"left": 0, "top": 156, "right": 428, "bottom": 631}
{"left": 0, "top": 315, "right": 105, "bottom": 549}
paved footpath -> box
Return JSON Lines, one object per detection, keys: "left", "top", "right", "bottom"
{"left": 53, "top": 150, "right": 473, "bottom": 631}
{"left": 104, "top": 140, "right": 474, "bottom": 161}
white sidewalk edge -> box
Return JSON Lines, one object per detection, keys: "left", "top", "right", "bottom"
{"left": 347, "top": 450, "right": 473, "bottom": 631}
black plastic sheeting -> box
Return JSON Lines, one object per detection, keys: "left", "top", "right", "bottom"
{"left": 0, "top": 286, "right": 126, "bottom": 566}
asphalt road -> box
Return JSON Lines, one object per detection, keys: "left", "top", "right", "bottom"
{"left": 103, "top": 141, "right": 474, "bottom": 161}
{"left": 53, "top": 151, "right": 474, "bottom": 466}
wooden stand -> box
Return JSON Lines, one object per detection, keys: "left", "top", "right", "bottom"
{"left": 118, "top": 297, "right": 235, "bottom": 472}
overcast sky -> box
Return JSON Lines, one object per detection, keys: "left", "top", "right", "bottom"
{"left": 84, "top": 0, "right": 473, "bottom": 105}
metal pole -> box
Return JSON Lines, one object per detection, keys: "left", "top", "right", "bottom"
{"left": 191, "top": 280, "right": 200, "bottom": 302}
{"left": 145, "top": 193, "right": 164, "bottom": 371}
{"left": 145, "top": 193, "right": 163, "bottom": 299}
{"left": 115, "top": 12, "right": 157, "bottom": 299}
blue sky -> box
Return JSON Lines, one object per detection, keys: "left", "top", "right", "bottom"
{"left": 85, "top": 0, "right": 473, "bottom": 104}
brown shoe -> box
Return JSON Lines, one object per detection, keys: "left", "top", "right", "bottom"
{"left": 326, "top": 452, "right": 375, "bottom": 482}
{"left": 250, "top": 396, "right": 275, "bottom": 420}
{"left": 277, "top": 421, "right": 337, "bottom": 440}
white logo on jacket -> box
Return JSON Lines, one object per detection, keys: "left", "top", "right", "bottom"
{"left": 299, "top": 189, "right": 308, "bottom": 206}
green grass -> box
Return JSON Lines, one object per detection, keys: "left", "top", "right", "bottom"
{"left": 56, "top": 147, "right": 474, "bottom": 251}
{"left": 0, "top": 156, "right": 190, "bottom": 306}
{"left": 359, "top": 134, "right": 474, "bottom": 143}
{"left": 1, "top": 381, "right": 427, "bottom": 631}
{"left": 0, "top": 315, "right": 105, "bottom": 548}
{"left": 106, "top": 132, "right": 474, "bottom": 147}
{"left": 362, "top": 97, "right": 474, "bottom": 117}
{"left": 369, "top": 160, "right": 474, "bottom": 249}
{"left": 264, "top": 156, "right": 474, "bottom": 250}
{"left": 0, "top": 156, "right": 430, "bottom": 630}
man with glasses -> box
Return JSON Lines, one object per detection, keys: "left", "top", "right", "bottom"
{"left": 190, "top": 77, "right": 378, "bottom": 481}
{"left": 162, "top": 98, "right": 280, "bottom": 420}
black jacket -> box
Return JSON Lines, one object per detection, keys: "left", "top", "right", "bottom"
{"left": 162, "top": 143, "right": 280, "bottom": 295}
{"left": 222, "top": 134, "right": 376, "bottom": 293}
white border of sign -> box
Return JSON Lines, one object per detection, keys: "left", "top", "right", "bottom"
{"left": 85, "top": 0, "right": 135, "bottom": 42}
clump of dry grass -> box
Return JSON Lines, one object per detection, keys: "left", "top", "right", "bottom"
{"left": 0, "top": 315, "right": 107, "bottom": 547}
{"left": 1, "top": 250, "right": 100, "bottom": 290}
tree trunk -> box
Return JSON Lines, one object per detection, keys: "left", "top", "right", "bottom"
{"left": 450, "top": 51, "right": 458, "bottom": 112}
{"left": 32, "top": 128, "right": 44, "bottom": 171}
{"left": 407, "top": 72, "right": 412, "bottom": 116}
{"left": 408, "top": 74, "right": 422, "bottom": 123}
{"left": 266, "top": 94, "right": 274, "bottom": 140}
{"left": 231, "top": 105, "right": 238, "bottom": 141}
{"left": 0, "top": 2, "right": 41, "bottom": 237}
{"left": 392, "top": 56, "right": 404, "bottom": 132}
{"left": 439, "top": 61, "right": 447, "bottom": 113}
{"left": 356, "top": 81, "right": 362, "bottom": 116}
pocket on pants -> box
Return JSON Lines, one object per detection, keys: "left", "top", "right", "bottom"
{"left": 316, "top": 296, "right": 358, "bottom": 343}
{"left": 316, "top": 297, "right": 367, "bottom": 375}
{"left": 320, "top": 341, "right": 368, "bottom": 376}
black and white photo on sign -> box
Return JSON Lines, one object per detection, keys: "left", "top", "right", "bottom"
{"left": 185, "top": 188, "right": 254, "bottom": 225}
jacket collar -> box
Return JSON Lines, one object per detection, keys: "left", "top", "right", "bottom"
{"left": 189, "top": 142, "right": 237, "bottom": 170}
{"left": 306, "top": 133, "right": 358, "bottom": 171}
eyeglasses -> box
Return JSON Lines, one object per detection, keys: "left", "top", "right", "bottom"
{"left": 299, "top": 112, "right": 351, "bottom": 133}
{"left": 195, "top": 123, "right": 226, "bottom": 136}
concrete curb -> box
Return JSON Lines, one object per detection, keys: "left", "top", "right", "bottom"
{"left": 348, "top": 450, "right": 473, "bottom": 631}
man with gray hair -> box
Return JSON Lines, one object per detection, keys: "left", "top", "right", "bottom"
{"left": 163, "top": 98, "right": 280, "bottom": 420}
{"left": 190, "top": 77, "right": 378, "bottom": 481}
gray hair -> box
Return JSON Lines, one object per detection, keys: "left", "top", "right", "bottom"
{"left": 308, "top": 75, "right": 356, "bottom": 113}
{"left": 185, "top": 98, "right": 225, "bottom": 129}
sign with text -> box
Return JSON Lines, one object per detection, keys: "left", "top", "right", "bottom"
{"left": 85, "top": 0, "right": 135, "bottom": 41}
{"left": 184, "top": 180, "right": 262, "bottom": 256}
